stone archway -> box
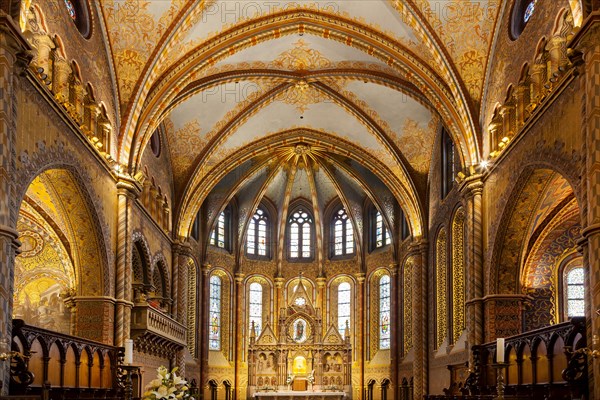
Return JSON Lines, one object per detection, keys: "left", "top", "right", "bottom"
{"left": 485, "top": 168, "right": 581, "bottom": 340}
{"left": 14, "top": 168, "right": 113, "bottom": 343}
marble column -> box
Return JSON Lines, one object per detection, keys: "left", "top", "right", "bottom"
{"left": 114, "top": 176, "right": 141, "bottom": 346}
{"left": 200, "top": 264, "right": 211, "bottom": 398}
{"left": 408, "top": 240, "right": 428, "bottom": 400}
{"left": 0, "top": 15, "right": 31, "bottom": 394}
{"left": 274, "top": 276, "right": 284, "bottom": 324}
{"left": 354, "top": 272, "right": 365, "bottom": 400}
{"left": 388, "top": 263, "right": 399, "bottom": 400}
{"left": 460, "top": 175, "right": 484, "bottom": 367}
{"left": 172, "top": 241, "right": 193, "bottom": 374}
{"left": 234, "top": 272, "right": 245, "bottom": 400}
{"left": 571, "top": 16, "right": 600, "bottom": 398}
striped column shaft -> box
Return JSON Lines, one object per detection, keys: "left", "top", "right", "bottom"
{"left": 463, "top": 178, "right": 484, "bottom": 368}
{"left": 471, "top": 190, "right": 484, "bottom": 346}
{"left": 115, "top": 179, "right": 139, "bottom": 346}
{"left": 172, "top": 251, "right": 179, "bottom": 319}
{"left": 0, "top": 20, "right": 30, "bottom": 395}
{"left": 410, "top": 241, "right": 428, "bottom": 399}
{"left": 580, "top": 28, "right": 600, "bottom": 399}
{"left": 569, "top": 20, "right": 600, "bottom": 397}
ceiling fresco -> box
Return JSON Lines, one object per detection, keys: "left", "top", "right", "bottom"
{"left": 200, "top": 143, "right": 396, "bottom": 263}
{"left": 393, "top": 0, "right": 501, "bottom": 101}
{"left": 96, "top": 0, "right": 509, "bottom": 238}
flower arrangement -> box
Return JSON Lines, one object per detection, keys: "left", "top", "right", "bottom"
{"left": 286, "top": 375, "right": 294, "bottom": 385}
{"left": 307, "top": 370, "right": 315, "bottom": 385}
{"left": 143, "top": 366, "right": 194, "bottom": 400}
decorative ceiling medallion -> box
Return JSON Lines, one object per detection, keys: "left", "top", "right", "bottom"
{"left": 19, "top": 230, "right": 43, "bottom": 258}
{"left": 272, "top": 39, "right": 331, "bottom": 71}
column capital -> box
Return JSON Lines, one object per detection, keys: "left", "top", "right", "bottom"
{"left": 407, "top": 239, "right": 428, "bottom": 257}
{"left": 0, "top": 14, "right": 32, "bottom": 57}
{"left": 202, "top": 264, "right": 212, "bottom": 275}
{"left": 458, "top": 174, "right": 484, "bottom": 198}
{"left": 116, "top": 175, "right": 142, "bottom": 198}
{"left": 0, "top": 224, "right": 20, "bottom": 250}
{"left": 316, "top": 276, "right": 327, "bottom": 288}
{"left": 172, "top": 240, "right": 193, "bottom": 257}
{"left": 234, "top": 272, "right": 245, "bottom": 284}
{"left": 570, "top": 12, "right": 600, "bottom": 54}
{"left": 354, "top": 272, "right": 366, "bottom": 283}
{"left": 388, "top": 263, "right": 399, "bottom": 275}
{"left": 274, "top": 277, "right": 285, "bottom": 288}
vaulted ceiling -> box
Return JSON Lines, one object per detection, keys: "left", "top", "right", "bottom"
{"left": 100, "top": 1, "right": 502, "bottom": 238}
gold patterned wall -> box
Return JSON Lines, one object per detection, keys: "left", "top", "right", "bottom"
{"left": 451, "top": 209, "right": 465, "bottom": 344}
{"left": 187, "top": 260, "right": 197, "bottom": 357}
{"left": 435, "top": 228, "right": 447, "bottom": 350}
{"left": 402, "top": 260, "right": 413, "bottom": 355}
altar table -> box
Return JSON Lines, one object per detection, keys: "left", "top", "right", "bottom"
{"left": 253, "top": 391, "right": 346, "bottom": 400}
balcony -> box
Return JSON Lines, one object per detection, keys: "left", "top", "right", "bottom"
{"left": 130, "top": 304, "right": 187, "bottom": 352}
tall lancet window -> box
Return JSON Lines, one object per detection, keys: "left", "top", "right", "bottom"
{"left": 247, "top": 208, "right": 269, "bottom": 257}
{"left": 373, "top": 209, "right": 391, "bottom": 249}
{"left": 338, "top": 282, "right": 351, "bottom": 336}
{"left": 379, "top": 274, "right": 391, "bottom": 349}
{"left": 210, "top": 210, "right": 228, "bottom": 249}
{"left": 288, "top": 207, "right": 313, "bottom": 260}
{"left": 248, "top": 282, "right": 263, "bottom": 335}
{"left": 566, "top": 267, "right": 585, "bottom": 318}
{"left": 333, "top": 208, "right": 354, "bottom": 256}
{"left": 209, "top": 275, "right": 222, "bottom": 350}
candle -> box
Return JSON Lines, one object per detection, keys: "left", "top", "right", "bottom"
{"left": 124, "top": 339, "right": 133, "bottom": 365}
{"left": 496, "top": 338, "right": 505, "bottom": 363}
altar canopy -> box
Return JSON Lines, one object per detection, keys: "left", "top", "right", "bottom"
{"left": 248, "top": 280, "right": 351, "bottom": 397}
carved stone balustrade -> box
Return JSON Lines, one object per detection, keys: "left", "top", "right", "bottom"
{"left": 130, "top": 304, "right": 186, "bottom": 358}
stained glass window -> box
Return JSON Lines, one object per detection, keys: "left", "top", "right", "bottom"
{"left": 64, "top": 0, "right": 77, "bottom": 21}
{"left": 566, "top": 267, "right": 585, "bottom": 318}
{"left": 248, "top": 282, "right": 263, "bottom": 336}
{"left": 210, "top": 210, "right": 227, "bottom": 249}
{"left": 374, "top": 210, "right": 391, "bottom": 249}
{"left": 379, "top": 274, "right": 391, "bottom": 349}
{"left": 333, "top": 208, "right": 354, "bottom": 256}
{"left": 209, "top": 275, "right": 222, "bottom": 350}
{"left": 338, "top": 282, "right": 351, "bottom": 336}
{"left": 288, "top": 208, "right": 313, "bottom": 260}
{"left": 247, "top": 208, "right": 268, "bottom": 257}
{"left": 523, "top": 0, "right": 537, "bottom": 23}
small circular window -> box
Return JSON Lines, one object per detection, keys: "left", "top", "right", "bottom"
{"left": 150, "top": 130, "right": 161, "bottom": 157}
{"left": 510, "top": 0, "right": 538, "bottom": 40}
{"left": 63, "top": 0, "right": 91, "bottom": 38}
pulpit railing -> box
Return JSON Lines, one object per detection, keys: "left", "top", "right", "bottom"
{"left": 424, "top": 317, "right": 587, "bottom": 399}
{"left": 130, "top": 303, "right": 186, "bottom": 346}
{"left": 8, "top": 319, "right": 126, "bottom": 400}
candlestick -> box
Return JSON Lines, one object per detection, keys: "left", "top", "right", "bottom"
{"left": 124, "top": 339, "right": 133, "bottom": 365}
{"left": 496, "top": 338, "right": 505, "bottom": 363}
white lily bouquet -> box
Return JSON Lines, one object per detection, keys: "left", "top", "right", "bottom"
{"left": 286, "top": 375, "right": 294, "bottom": 385}
{"left": 143, "top": 366, "right": 194, "bottom": 400}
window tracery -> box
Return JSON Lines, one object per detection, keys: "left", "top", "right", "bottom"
{"left": 247, "top": 208, "right": 269, "bottom": 257}
{"left": 210, "top": 208, "right": 231, "bottom": 250}
{"left": 565, "top": 266, "right": 585, "bottom": 318}
{"left": 338, "top": 282, "right": 351, "bottom": 336}
{"left": 288, "top": 207, "right": 313, "bottom": 260}
{"left": 379, "top": 274, "right": 391, "bottom": 350}
{"left": 209, "top": 275, "right": 222, "bottom": 350}
{"left": 333, "top": 208, "right": 354, "bottom": 257}
{"left": 249, "top": 282, "right": 263, "bottom": 335}
{"left": 372, "top": 208, "right": 391, "bottom": 250}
